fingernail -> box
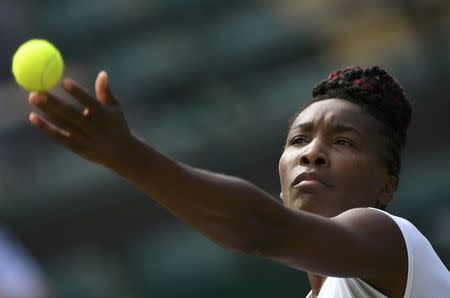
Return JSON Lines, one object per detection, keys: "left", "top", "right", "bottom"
{"left": 28, "top": 92, "right": 37, "bottom": 104}
{"left": 31, "top": 93, "right": 47, "bottom": 104}
{"left": 63, "top": 79, "right": 72, "bottom": 91}
{"left": 100, "top": 70, "right": 108, "bottom": 81}
{"left": 29, "top": 113, "right": 38, "bottom": 124}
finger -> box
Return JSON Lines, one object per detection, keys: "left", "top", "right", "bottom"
{"left": 29, "top": 92, "right": 86, "bottom": 128}
{"left": 62, "top": 79, "right": 101, "bottom": 109}
{"left": 28, "top": 102, "right": 88, "bottom": 142}
{"left": 29, "top": 92, "right": 89, "bottom": 139}
{"left": 95, "top": 70, "right": 119, "bottom": 106}
{"left": 29, "top": 112, "right": 84, "bottom": 153}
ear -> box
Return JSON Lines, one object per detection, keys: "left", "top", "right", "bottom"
{"left": 377, "top": 175, "right": 397, "bottom": 206}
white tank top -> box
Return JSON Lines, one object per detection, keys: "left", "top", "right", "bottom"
{"left": 305, "top": 208, "right": 450, "bottom": 298}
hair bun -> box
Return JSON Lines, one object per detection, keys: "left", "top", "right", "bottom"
{"left": 310, "top": 66, "right": 413, "bottom": 183}
{"left": 316, "top": 66, "right": 412, "bottom": 134}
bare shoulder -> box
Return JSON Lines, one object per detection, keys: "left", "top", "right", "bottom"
{"left": 332, "top": 207, "right": 408, "bottom": 296}
{"left": 333, "top": 207, "right": 398, "bottom": 232}
{"left": 332, "top": 207, "right": 406, "bottom": 254}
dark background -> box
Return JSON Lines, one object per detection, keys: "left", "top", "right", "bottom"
{"left": 0, "top": 0, "right": 449, "bottom": 297}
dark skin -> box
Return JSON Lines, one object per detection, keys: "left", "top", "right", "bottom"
{"left": 279, "top": 99, "right": 407, "bottom": 296}
{"left": 28, "top": 71, "right": 407, "bottom": 297}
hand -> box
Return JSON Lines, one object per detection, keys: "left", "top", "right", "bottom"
{"left": 28, "top": 71, "right": 134, "bottom": 167}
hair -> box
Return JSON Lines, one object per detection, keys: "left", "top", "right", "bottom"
{"left": 290, "top": 66, "right": 413, "bottom": 209}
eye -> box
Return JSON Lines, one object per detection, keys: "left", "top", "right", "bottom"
{"left": 290, "top": 136, "right": 309, "bottom": 145}
{"left": 334, "top": 138, "right": 353, "bottom": 147}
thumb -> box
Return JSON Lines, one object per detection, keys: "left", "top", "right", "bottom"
{"left": 95, "top": 70, "right": 119, "bottom": 105}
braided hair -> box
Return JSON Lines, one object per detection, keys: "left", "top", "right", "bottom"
{"left": 293, "top": 66, "right": 412, "bottom": 201}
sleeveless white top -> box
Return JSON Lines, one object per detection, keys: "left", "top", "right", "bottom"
{"left": 305, "top": 208, "right": 450, "bottom": 298}
{"left": 305, "top": 277, "right": 387, "bottom": 298}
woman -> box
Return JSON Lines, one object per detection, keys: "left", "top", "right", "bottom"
{"left": 28, "top": 66, "right": 449, "bottom": 297}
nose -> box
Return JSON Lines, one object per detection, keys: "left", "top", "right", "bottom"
{"left": 298, "top": 140, "right": 329, "bottom": 167}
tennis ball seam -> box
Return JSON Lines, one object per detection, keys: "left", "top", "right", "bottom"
{"left": 40, "top": 51, "right": 59, "bottom": 90}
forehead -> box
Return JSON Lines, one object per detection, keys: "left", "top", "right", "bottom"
{"left": 291, "top": 98, "right": 381, "bottom": 134}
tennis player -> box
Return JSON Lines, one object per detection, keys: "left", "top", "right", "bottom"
{"left": 28, "top": 66, "right": 450, "bottom": 297}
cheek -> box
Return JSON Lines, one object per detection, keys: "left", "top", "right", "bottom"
{"left": 278, "top": 152, "right": 289, "bottom": 186}
{"left": 332, "top": 153, "right": 380, "bottom": 190}
{"left": 278, "top": 149, "right": 297, "bottom": 188}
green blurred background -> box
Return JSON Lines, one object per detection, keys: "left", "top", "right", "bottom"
{"left": 0, "top": 0, "right": 449, "bottom": 297}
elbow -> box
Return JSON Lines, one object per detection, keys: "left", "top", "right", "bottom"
{"left": 208, "top": 216, "right": 267, "bottom": 256}
{"left": 230, "top": 217, "right": 272, "bottom": 257}
{"left": 238, "top": 240, "right": 265, "bottom": 257}
{"left": 238, "top": 234, "right": 274, "bottom": 258}
{"left": 217, "top": 223, "right": 260, "bottom": 256}
{"left": 226, "top": 234, "right": 262, "bottom": 257}
{"left": 232, "top": 198, "right": 285, "bottom": 257}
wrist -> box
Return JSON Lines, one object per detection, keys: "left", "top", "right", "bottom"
{"left": 106, "top": 133, "right": 145, "bottom": 176}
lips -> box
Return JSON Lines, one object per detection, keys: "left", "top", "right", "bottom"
{"left": 291, "top": 171, "right": 333, "bottom": 188}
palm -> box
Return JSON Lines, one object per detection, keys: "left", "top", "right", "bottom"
{"left": 28, "top": 71, "right": 133, "bottom": 167}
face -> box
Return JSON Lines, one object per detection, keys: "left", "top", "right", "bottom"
{"left": 278, "top": 98, "right": 396, "bottom": 218}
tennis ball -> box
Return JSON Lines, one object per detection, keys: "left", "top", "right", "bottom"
{"left": 12, "top": 39, "right": 64, "bottom": 92}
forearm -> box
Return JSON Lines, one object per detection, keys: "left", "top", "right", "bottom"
{"left": 109, "top": 135, "right": 284, "bottom": 252}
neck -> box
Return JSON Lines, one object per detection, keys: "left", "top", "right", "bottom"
{"left": 307, "top": 272, "right": 326, "bottom": 297}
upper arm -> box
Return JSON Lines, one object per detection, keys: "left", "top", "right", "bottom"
{"left": 252, "top": 207, "right": 407, "bottom": 281}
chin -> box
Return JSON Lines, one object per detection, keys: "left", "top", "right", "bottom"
{"left": 288, "top": 197, "right": 335, "bottom": 218}
{"left": 290, "top": 196, "right": 320, "bottom": 213}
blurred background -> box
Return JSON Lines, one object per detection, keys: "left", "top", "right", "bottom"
{"left": 0, "top": 0, "right": 449, "bottom": 297}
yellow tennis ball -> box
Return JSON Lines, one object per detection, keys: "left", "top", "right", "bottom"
{"left": 12, "top": 39, "right": 64, "bottom": 92}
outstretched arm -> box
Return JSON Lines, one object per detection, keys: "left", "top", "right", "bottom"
{"left": 28, "top": 71, "right": 285, "bottom": 253}
{"left": 28, "top": 72, "right": 406, "bottom": 289}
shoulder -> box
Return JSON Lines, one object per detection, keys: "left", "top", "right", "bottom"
{"left": 332, "top": 208, "right": 409, "bottom": 296}
{"left": 333, "top": 207, "right": 401, "bottom": 234}
{"left": 331, "top": 207, "right": 406, "bottom": 257}
{"left": 334, "top": 208, "right": 407, "bottom": 263}
{"left": 332, "top": 207, "right": 409, "bottom": 256}
{"left": 336, "top": 208, "right": 450, "bottom": 296}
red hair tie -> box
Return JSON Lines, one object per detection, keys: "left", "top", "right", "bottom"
{"left": 327, "top": 71, "right": 340, "bottom": 81}
{"left": 353, "top": 78, "right": 374, "bottom": 91}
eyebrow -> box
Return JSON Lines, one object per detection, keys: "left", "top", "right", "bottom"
{"left": 290, "top": 121, "right": 364, "bottom": 136}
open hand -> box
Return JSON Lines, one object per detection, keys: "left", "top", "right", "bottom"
{"left": 28, "top": 71, "right": 134, "bottom": 167}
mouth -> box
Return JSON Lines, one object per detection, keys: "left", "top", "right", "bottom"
{"left": 291, "top": 171, "right": 333, "bottom": 188}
